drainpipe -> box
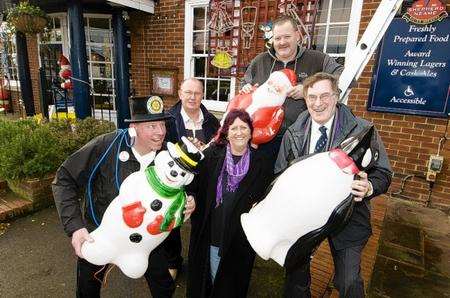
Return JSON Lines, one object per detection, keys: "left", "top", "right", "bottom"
{"left": 112, "top": 10, "right": 131, "bottom": 129}
{"left": 15, "top": 31, "right": 35, "bottom": 116}
{"left": 68, "top": 0, "right": 91, "bottom": 119}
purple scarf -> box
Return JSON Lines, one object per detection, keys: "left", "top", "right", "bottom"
{"left": 216, "top": 144, "right": 250, "bottom": 207}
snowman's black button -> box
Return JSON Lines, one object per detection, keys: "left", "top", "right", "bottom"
{"left": 151, "top": 199, "right": 162, "bottom": 211}
{"left": 129, "top": 233, "right": 142, "bottom": 243}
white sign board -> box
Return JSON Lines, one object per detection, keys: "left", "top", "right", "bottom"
{"left": 107, "top": 0, "right": 155, "bottom": 13}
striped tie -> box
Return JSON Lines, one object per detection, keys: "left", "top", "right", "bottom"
{"left": 314, "top": 126, "right": 328, "bottom": 153}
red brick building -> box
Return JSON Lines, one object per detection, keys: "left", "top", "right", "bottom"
{"left": 0, "top": 0, "right": 449, "bottom": 209}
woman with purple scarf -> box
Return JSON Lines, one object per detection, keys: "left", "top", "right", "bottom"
{"left": 186, "top": 109, "right": 273, "bottom": 298}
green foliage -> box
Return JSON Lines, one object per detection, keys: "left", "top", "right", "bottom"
{"left": 0, "top": 117, "right": 115, "bottom": 180}
{"left": 6, "top": 2, "right": 49, "bottom": 34}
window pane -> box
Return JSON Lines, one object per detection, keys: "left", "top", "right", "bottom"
{"left": 93, "top": 79, "right": 113, "bottom": 95}
{"left": 205, "top": 80, "right": 218, "bottom": 101}
{"left": 89, "top": 18, "right": 111, "bottom": 43}
{"left": 327, "top": 25, "right": 348, "bottom": 54}
{"left": 218, "top": 80, "right": 230, "bottom": 102}
{"left": 91, "top": 63, "right": 112, "bottom": 78}
{"left": 316, "top": 0, "right": 330, "bottom": 23}
{"left": 93, "top": 95, "right": 114, "bottom": 110}
{"left": 90, "top": 45, "right": 112, "bottom": 62}
{"left": 193, "top": 32, "right": 206, "bottom": 54}
{"left": 194, "top": 7, "right": 206, "bottom": 30}
{"left": 312, "top": 26, "right": 326, "bottom": 52}
{"left": 193, "top": 57, "right": 206, "bottom": 77}
{"left": 331, "top": 0, "right": 352, "bottom": 22}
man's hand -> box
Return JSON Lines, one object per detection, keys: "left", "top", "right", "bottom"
{"left": 188, "top": 137, "right": 206, "bottom": 151}
{"left": 240, "top": 83, "right": 258, "bottom": 94}
{"left": 71, "top": 228, "right": 94, "bottom": 258}
{"left": 351, "top": 171, "right": 370, "bottom": 202}
{"left": 183, "top": 195, "right": 196, "bottom": 220}
{"left": 287, "top": 84, "right": 304, "bottom": 99}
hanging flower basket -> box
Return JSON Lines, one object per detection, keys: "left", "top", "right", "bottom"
{"left": 6, "top": 2, "right": 49, "bottom": 34}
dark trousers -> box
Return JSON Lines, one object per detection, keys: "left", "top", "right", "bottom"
{"left": 164, "top": 227, "right": 183, "bottom": 270}
{"left": 283, "top": 243, "right": 366, "bottom": 298}
{"left": 283, "top": 260, "right": 311, "bottom": 298}
{"left": 76, "top": 246, "right": 175, "bottom": 298}
{"left": 330, "top": 242, "right": 365, "bottom": 298}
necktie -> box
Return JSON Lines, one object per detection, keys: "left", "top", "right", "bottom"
{"left": 314, "top": 126, "right": 328, "bottom": 153}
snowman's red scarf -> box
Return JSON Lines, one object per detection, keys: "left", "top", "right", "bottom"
{"left": 145, "top": 166, "right": 185, "bottom": 233}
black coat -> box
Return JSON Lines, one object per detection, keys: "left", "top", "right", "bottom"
{"left": 186, "top": 144, "right": 273, "bottom": 298}
{"left": 166, "top": 101, "right": 220, "bottom": 144}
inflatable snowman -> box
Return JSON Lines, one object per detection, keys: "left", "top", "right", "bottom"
{"left": 81, "top": 136, "right": 203, "bottom": 278}
{"left": 241, "top": 126, "right": 379, "bottom": 271}
{"left": 224, "top": 69, "right": 297, "bottom": 145}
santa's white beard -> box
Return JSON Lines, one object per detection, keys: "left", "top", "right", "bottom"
{"left": 246, "top": 84, "right": 286, "bottom": 116}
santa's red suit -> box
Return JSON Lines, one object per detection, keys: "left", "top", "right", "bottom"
{"left": 58, "top": 55, "right": 73, "bottom": 90}
{"left": 225, "top": 69, "right": 297, "bottom": 144}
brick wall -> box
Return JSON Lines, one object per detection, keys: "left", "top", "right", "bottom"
{"left": 346, "top": 1, "right": 450, "bottom": 210}
{"left": 130, "top": 0, "right": 449, "bottom": 209}
{"left": 26, "top": 35, "right": 41, "bottom": 114}
{"left": 128, "top": 0, "right": 186, "bottom": 108}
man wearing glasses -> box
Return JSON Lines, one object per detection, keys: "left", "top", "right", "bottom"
{"left": 165, "top": 78, "right": 219, "bottom": 279}
{"left": 275, "top": 72, "right": 392, "bottom": 298}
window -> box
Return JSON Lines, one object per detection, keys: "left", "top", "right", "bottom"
{"left": 312, "top": 0, "right": 362, "bottom": 66}
{"left": 0, "top": 22, "right": 20, "bottom": 87}
{"left": 84, "top": 15, "right": 116, "bottom": 111}
{"left": 38, "top": 15, "right": 68, "bottom": 86}
{"left": 184, "top": 0, "right": 236, "bottom": 112}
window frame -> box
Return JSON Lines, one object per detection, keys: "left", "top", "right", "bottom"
{"left": 184, "top": 0, "right": 236, "bottom": 112}
{"left": 313, "top": 0, "right": 363, "bottom": 68}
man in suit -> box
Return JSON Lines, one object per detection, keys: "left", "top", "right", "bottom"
{"left": 275, "top": 73, "right": 392, "bottom": 298}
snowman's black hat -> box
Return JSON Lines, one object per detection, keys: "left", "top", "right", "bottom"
{"left": 167, "top": 136, "right": 204, "bottom": 174}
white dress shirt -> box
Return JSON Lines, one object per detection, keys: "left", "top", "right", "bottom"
{"left": 181, "top": 107, "right": 204, "bottom": 139}
{"left": 308, "top": 115, "right": 335, "bottom": 154}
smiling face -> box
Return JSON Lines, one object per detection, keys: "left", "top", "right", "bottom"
{"left": 227, "top": 117, "right": 252, "bottom": 153}
{"left": 154, "top": 151, "right": 194, "bottom": 188}
{"left": 178, "top": 79, "right": 203, "bottom": 115}
{"left": 131, "top": 121, "right": 166, "bottom": 154}
{"left": 273, "top": 21, "right": 300, "bottom": 62}
{"left": 305, "top": 79, "right": 338, "bottom": 125}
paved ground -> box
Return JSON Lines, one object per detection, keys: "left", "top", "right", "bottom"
{"left": 0, "top": 206, "right": 284, "bottom": 298}
{"left": 368, "top": 197, "right": 450, "bottom": 298}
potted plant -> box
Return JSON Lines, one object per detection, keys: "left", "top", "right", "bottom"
{"left": 0, "top": 117, "right": 114, "bottom": 208}
{"left": 6, "top": 2, "right": 49, "bottom": 34}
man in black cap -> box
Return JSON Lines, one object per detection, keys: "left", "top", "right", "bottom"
{"left": 52, "top": 95, "right": 196, "bottom": 297}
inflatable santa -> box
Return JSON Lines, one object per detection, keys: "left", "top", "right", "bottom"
{"left": 224, "top": 69, "right": 297, "bottom": 145}
{"left": 58, "top": 55, "right": 73, "bottom": 90}
{"left": 81, "top": 137, "right": 203, "bottom": 278}
{"left": 240, "top": 126, "right": 378, "bottom": 271}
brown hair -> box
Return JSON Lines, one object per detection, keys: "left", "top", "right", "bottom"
{"left": 302, "top": 72, "right": 339, "bottom": 98}
{"left": 272, "top": 15, "right": 298, "bottom": 31}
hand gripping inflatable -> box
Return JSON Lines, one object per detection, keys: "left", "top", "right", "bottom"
{"left": 225, "top": 69, "right": 297, "bottom": 145}
{"left": 81, "top": 137, "right": 203, "bottom": 278}
{"left": 240, "top": 126, "right": 379, "bottom": 271}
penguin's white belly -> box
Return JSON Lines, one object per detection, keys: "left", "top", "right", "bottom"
{"left": 241, "top": 152, "right": 354, "bottom": 266}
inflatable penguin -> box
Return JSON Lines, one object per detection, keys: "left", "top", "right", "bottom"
{"left": 81, "top": 136, "right": 203, "bottom": 278}
{"left": 240, "top": 126, "right": 378, "bottom": 270}
{"left": 224, "top": 69, "right": 297, "bottom": 145}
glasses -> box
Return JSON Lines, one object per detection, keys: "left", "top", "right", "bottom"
{"left": 306, "top": 92, "right": 337, "bottom": 103}
{"left": 181, "top": 90, "right": 202, "bottom": 97}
